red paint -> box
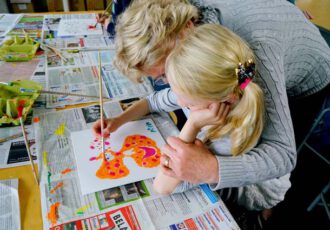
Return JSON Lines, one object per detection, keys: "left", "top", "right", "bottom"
{"left": 17, "top": 100, "right": 25, "bottom": 118}
{"left": 88, "top": 25, "right": 96, "bottom": 29}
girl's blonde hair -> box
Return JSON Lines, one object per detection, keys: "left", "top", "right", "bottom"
{"left": 166, "top": 24, "right": 264, "bottom": 156}
{"left": 114, "top": 0, "right": 198, "bottom": 82}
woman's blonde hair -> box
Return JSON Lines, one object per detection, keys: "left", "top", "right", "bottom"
{"left": 166, "top": 24, "right": 264, "bottom": 156}
{"left": 114, "top": 0, "right": 198, "bottom": 82}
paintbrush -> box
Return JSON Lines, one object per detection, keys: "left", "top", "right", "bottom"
{"left": 21, "top": 29, "right": 68, "bottom": 63}
{"left": 0, "top": 132, "right": 24, "bottom": 144}
{"left": 98, "top": 51, "right": 106, "bottom": 161}
{"left": 19, "top": 87, "right": 110, "bottom": 100}
{"left": 94, "top": 0, "right": 113, "bottom": 28}
{"left": 17, "top": 103, "right": 39, "bottom": 185}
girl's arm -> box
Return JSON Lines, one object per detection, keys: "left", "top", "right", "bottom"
{"left": 153, "top": 119, "right": 201, "bottom": 194}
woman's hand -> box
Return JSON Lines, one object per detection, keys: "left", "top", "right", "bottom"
{"left": 160, "top": 136, "right": 219, "bottom": 184}
{"left": 92, "top": 117, "right": 124, "bottom": 138}
{"left": 188, "top": 102, "right": 230, "bottom": 130}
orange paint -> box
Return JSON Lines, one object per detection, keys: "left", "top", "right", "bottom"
{"left": 50, "top": 182, "right": 64, "bottom": 194}
{"left": 47, "top": 202, "right": 60, "bottom": 225}
{"left": 93, "top": 135, "right": 161, "bottom": 179}
{"left": 61, "top": 168, "right": 72, "bottom": 175}
{"left": 33, "top": 117, "right": 40, "bottom": 123}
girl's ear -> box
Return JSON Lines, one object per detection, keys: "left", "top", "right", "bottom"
{"left": 186, "top": 20, "right": 194, "bottom": 29}
{"left": 179, "top": 20, "right": 195, "bottom": 39}
{"left": 226, "top": 93, "right": 238, "bottom": 104}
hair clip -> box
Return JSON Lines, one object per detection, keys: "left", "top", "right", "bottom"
{"left": 236, "top": 59, "right": 255, "bottom": 90}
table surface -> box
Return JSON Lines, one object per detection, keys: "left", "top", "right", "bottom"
{"left": 0, "top": 165, "right": 42, "bottom": 230}
{"left": 296, "top": 0, "right": 330, "bottom": 30}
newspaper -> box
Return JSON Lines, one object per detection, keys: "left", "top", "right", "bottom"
{"left": 7, "top": 14, "right": 44, "bottom": 38}
{"left": 43, "top": 13, "right": 98, "bottom": 39}
{"left": 34, "top": 101, "right": 239, "bottom": 229}
{"left": 0, "top": 179, "right": 20, "bottom": 230}
{"left": 0, "top": 14, "right": 22, "bottom": 37}
{"left": 0, "top": 118, "right": 37, "bottom": 169}
{"left": 44, "top": 36, "right": 114, "bottom": 50}
{"left": 45, "top": 50, "right": 153, "bottom": 108}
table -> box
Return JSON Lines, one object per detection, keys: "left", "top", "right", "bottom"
{"left": 0, "top": 166, "right": 42, "bottom": 230}
{"left": 296, "top": 0, "right": 330, "bottom": 30}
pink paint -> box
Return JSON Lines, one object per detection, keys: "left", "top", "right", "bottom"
{"left": 140, "top": 135, "right": 146, "bottom": 139}
{"left": 90, "top": 146, "right": 95, "bottom": 149}
{"left": 119, "top": 170, "right": 124, "bottom": 174}
{"left": 105, "top": 141, "right": 110, "bottom": 145}
{"left": 89, "top": 157, "right": 97, "bottom": 161}
{"left": 110, "top": 172, "right": 115, "bottom": 176}
{"left": 125, "top": 144, "right": 130, "bottom": 147}
{"left": 115, "top": 152, "right": 121, "bottom": 156}
{"left": 139, "top": 146, "right": 156, "bottom": 159}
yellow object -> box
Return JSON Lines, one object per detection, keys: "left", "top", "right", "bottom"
{"left": 54, "top": 123, "right": 65, "bottom": 135}
{"left": 0, "top": 34, "right": 39, "bottom": 62}
{"left": 0, "top": 80, "right": 42, "bottom": 126}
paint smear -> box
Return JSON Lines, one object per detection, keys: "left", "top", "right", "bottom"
{"left": 47, "top": 202, "right": 60, "bottom": 225}
{"left": 75, "top": 203, "right": 92, "bottom": 214}
{"left": 50, "top": 182, "right": 64, "bottom": 194}
{"left": 88, "top": 25, "right": 96, "bottom": 29}
{"left": 54, "top": 123, "right": 65, "bottom": 135}
{"left": 47, "top": 171, "right": 52, "bottom": 191}
{"left": 33, "top": 117, "right": 40, "bottom": 123}
{"left": 43, "top": 151, "right": 48, "bottom": 168}
{"left": 61, "top": 168, "right": 72, "bottom": 175}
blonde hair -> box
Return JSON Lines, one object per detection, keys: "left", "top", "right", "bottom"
{"left": 166, "top": 24, "right": 264, "bottom": 156}
{"left": 114, "top": 0, "right": 198, "bottom": 82}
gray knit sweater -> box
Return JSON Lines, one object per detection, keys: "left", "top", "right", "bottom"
{"left": 147, "top": 0, "right": 330, "bottom": 210}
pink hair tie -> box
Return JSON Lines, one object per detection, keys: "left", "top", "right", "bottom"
{"left": 236, "top": 59, "right": 255, "bottom": 90}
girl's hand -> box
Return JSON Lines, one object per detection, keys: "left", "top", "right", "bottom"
{"left": 96, "top": 13, "right": 109, "bottom": 24}
{"left": 188, "top": 102, "right": 230, "bottom": 130}
{"left": 92, "top": 117, "right": 124, "bottom": 138}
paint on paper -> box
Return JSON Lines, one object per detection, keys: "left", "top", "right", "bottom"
{"left": 71, "top": 118, "right": 165, "bottom": 195}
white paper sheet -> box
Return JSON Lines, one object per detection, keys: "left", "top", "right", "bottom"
{"left": 57, "top": 19, "right": 103, "bottom": 37}
{"left": 71, "top": 118, "right": 166, "bottom": 195}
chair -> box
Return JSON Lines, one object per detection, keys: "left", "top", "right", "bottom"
{"left": 297, "top": 95, "right": 330, "bottom": 220}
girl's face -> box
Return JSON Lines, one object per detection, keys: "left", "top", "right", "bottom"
{"left": 171, "top": 86, "right": 214, "bottom": 111}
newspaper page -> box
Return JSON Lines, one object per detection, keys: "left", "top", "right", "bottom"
{"left": 0, "top": 14, "right": 22, "bottom": 37}
{"left": 0, "top": 116, "right": 37, "bottom": 169}
{"left": 43, "top": 13, "right": 98, "bottom": 39}
{"left": 45, "top": 50, "right": 153, "bottom": 108}
{"left": 7, "top": 14, "right": 44, "bottom": 38}
{"left": 0, "top": 179, "right": 20, "bottom": 230}
{"left": 44, "top": 36, "right": 114, "bottom": 50}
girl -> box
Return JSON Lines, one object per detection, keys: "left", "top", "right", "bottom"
{"left": 93, "top": 24, "right": 291, "bottom": 211}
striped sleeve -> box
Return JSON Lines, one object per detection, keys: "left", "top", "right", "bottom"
{"left": 146, "top": 88, "right": 181, "bottom": 113}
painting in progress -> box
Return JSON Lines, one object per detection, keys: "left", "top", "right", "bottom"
{"left": 57, "top": 19, "right": 103, "bottom": 37}
{"left": 71, "top": 118, "right": 165, "bottom": 195}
